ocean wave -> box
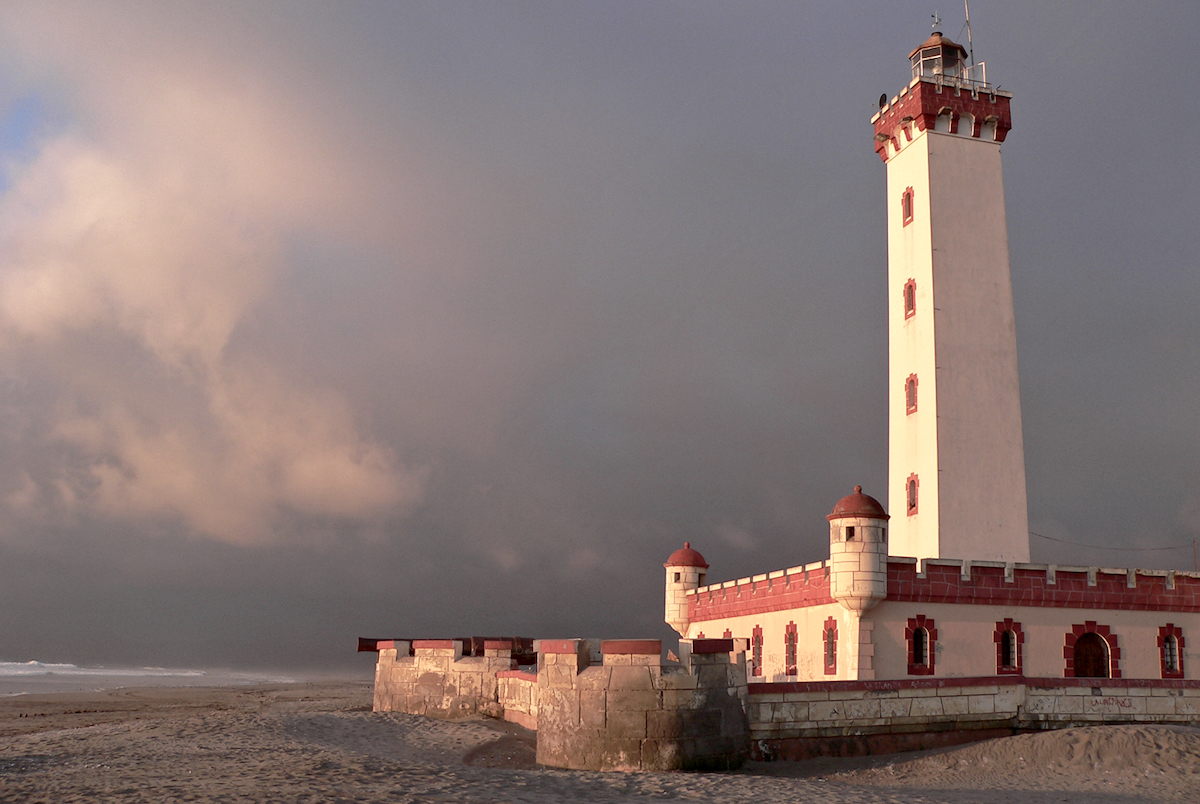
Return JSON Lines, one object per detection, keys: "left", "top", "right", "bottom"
{"left": 0, "top": 660, "right": 209, "bottom": 678}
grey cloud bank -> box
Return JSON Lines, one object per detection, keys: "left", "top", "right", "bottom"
{"left": 0, "top": 1, "right": 1195, "bottom": 670}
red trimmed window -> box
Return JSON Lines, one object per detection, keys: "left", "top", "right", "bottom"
{"left": 1063, "top": 621, "right": 1121, "bottom": 679}
{"left": 751, "top": 625, "right": 763, "bottom": 677}
{"left": 1159, "top": 624, "right": 1185, "bottom": 679}
{"left": 906, "top": 473, "right": 919, "bottom": 515}
{"left": 823, "top": 617, "right": 838, "bottom": 675}
{"left": 903, "top": 278, "right": 917, "bottom": 319}
{"left": 905, "top": 374, "right": 918, "bottom": 414}
{"left": 901, "top": 187, "right": 914, "bottom": 226}
{"left": 906, "top": 615, "right": 936, "bottom": 675}
{"left": 994, "top": 618, "right": 1024, "bottom": 675}
{"left": 784, "top": 622, "right": 798, "bottom": 676}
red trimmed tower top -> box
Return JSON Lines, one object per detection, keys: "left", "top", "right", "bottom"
{"left": 827, "top": 485, "right": 890, "bottom": 522}
{"left": 664, "top": 541, "right": 709, "bottom": 568}
{"left": 871, "top": 31, "right": 1012, "bottom": 162}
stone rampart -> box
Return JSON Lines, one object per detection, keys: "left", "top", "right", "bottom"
{"left": 535, "top": 638, "right": 749, "bottom": 771}
{"left": 372, "top": 639, "right": 519, "bottom": 718}
{"left": 748, "top": 676, "right": 1200, "bottom": 759}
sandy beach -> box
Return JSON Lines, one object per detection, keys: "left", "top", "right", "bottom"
{"left": 1, "top": 680, "right": 1197, "bottom": 802}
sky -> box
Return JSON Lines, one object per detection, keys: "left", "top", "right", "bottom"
{"left": 0, "top": 2, "right": 1196, "bottom": 672}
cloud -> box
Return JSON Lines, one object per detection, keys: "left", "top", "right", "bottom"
{"left": 0, "top": 17, "right": 426, "bottom": 544}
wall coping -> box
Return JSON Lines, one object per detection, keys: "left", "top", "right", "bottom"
{"left": 412, "top": 639, "right": 459, "bottom": 650}
{"left": 749, "top": 675, "right": 1200, "bottom": 695}
{"left": 600, "top": 639, "right": 661, "bottom": 655}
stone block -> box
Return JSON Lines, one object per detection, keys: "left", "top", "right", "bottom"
{"left": 994, "top": 688, "right": 1020, "bottom": 714}
{"left": 662, "top": 688, "right": 701, "bottom": 710}
{"left": 1086, "top": 695, "right": 1144, "bottom": 716}
{"left": 968, "top": 695, "right": 995, "bottom": 714}
{"left": 414, "top": 672, "right": 445, "bottom": 698}
{"left": 574, "top": 666, "right": 613, "bottom": 690}
{"left": 909, "top": 696, "right": 944, "bottom": 717}
{"left": 1025, "top": 694, "right": 1055, "bottom": 714}
{"left": 547, "top": 664, "right": 576, "bottom": 689}
{"left": 580, "top": 690, "right": 606, "bottom": 728}
{"left": 609, "top": 666, "right": 656, "bottom": 690}
{"left": 658, "top": 672, "right": 699, "bottom": 690}
{"left": 1146, "top": 696, "right": 1176, "bottom": 716}
{"left": 641, "top": 738, "right": 684, "bottom": 771}
{"left": 776, "top": 701, "right": 809, "bottom": 723}
{"left": 539, "top": 687, "right": 580, "bottom": 728}
{"left": 606, "top": 708, "right": 648, "bottom": 739}
{"left": 1054, "top": 695, "right": 1084, "bottom": 714}
{"left": 456, "top": 672, "right": 481, "bottom": 699}
{"left": 898, "top": 687, "right": 938, "bottom": 698}
{"left": 631, "top": 654, "right": 659, "bottom": 666}
{"left": 605, "top": 653, "right": 632, "bottom": 666}
{"left": 601, "top": 737, "right": 644, "bottom": 771}
{"left": 608, "top": 689, "right": 660, "bottom": 711}
{"left": 941, "top": 696, "right": 968, "bottom": 715}
{"left": 879, "top": 697, "right": 912, "bottom": 719}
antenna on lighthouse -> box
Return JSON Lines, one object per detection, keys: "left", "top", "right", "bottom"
{"left": 931, "top": 11, "right": 941, "bottom": 31}
{"left": 964, "top": 0, "right": 976, "bottom": 65}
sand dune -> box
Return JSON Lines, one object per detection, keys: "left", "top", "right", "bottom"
{"left": 0, "top": 681, "right": 1196, "bottom": 802}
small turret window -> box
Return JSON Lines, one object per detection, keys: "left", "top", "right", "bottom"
{"left": 845, "top": 526, "right": 855, "bottom": 541}
{"left": 906, "top": 474, "right": 919, "bottom": 515}
{"left": 905, "top": 374, "right": 918, "bottom": 414}
{"left": 901, "top": 187, "right": 914, "bottom": 226}
{"left": 673, "top": 572, "right": 681, "bottom": 583}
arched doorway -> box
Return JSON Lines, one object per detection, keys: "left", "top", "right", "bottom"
{"left": 1073, "top": 632, "right": 1109, "bottom": 678}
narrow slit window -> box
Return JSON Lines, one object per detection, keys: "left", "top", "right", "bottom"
{"left": 823, "top": 617, "right": 838, "bottom": 675}
{"left": 845, "top": 526, "right": 855, "bottom": 541}
{"left": 906, "top": 474, "right": 919, "bottom": 515}
{"left": 785, "top": 622, "right": 798, "bottom": 676}
{"left": 751, "top": 626, "right": 763, "bottom": 677}
{"left": 901, "top": 187, "right": 915, "bottom": 226}
{"left": 905, "top": 374, "right": 918, "bottom": 414}
{"left": 903, "top": 279, "right": 917, "bottom": 319}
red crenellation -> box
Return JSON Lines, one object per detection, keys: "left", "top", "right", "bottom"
{"left": 886, "top": 560, "right": 1200, "bottom": 612}
{"left": 687, "top": 566, "right": 833, "bottom": 623}
{"left": 872, "top": 79, "right": 1012, "bottom": 162}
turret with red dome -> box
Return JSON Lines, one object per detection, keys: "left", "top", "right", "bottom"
{"left": 664, "top": 542, "right": 708, "bottom": 636}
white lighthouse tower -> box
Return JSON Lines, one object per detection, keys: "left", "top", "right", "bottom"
{"left": 872, "top": 32, "right": 1030, "bottom": 563}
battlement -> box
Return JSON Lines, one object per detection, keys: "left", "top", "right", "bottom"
{"left": 888, "top": 558, "right": 1200, "bottom": 611}
{"left": 687, "top": 560, "right": 833, "bottom": 622}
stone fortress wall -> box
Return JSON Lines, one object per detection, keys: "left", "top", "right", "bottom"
{"left": 365, "top": 630, "right": 1200, "bottom": 767}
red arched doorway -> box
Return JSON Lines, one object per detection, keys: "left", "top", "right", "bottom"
{"left": 1073, "top": 632, "right": 1109, "bottom": 678}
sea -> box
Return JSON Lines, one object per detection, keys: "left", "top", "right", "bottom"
{"left": 0, "top": 659, "right": 296, "bottom": 696}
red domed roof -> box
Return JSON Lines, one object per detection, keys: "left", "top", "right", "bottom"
{"left": 826, "top": 486, "right": 889, "bottom": 521}
{"left": 664, "top": 542, "right": 709, "bottom": 568}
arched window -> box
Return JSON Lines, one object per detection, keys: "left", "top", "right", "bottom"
{"left": 906, "top": 474, "right": 919, "bottom": 515}
{"left": 1159, "top": 624, "right": 1185, "bottom": 678}
{"left": 903, "top": 278, "right": 917, "bottom": 319}
{"left": 905, "top": 374, "right": 918, "bottom": 414}
{"left": 994, "top": 619, "right": 1023, "bottom": 675}
{"left": 784, "top": 622, "right": 798, "bottom": 676}
{"left": 901, "top": 187, "right": 915, "bottom": 226}
{"left": 906, "top": 615, "right": 936, "bottom": 675}
{"left": 751, "top": 625, "right": 763, "bottom": 677}
{"left": 1072, "top": 633, "right": 1109, "bottom": 678}
{"left": 823, "top": 617, "right": 838, "bottom": 675}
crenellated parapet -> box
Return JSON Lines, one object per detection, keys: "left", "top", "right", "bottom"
{"left": 871, "top": 77, "right": 1012, "bottom": 162}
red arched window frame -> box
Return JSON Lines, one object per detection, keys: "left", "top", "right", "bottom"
{"left": 1159, "top": 624, "right": 1185, "bottom": 679}
{"left": 994, "top": 618, "right": 1024, "bottom": 675}
{"left": 906, "top": 473, "right": 919, "bottom": 515}
{"left": 903, "top": 278, "right": 917, "bottom": 319}
{"left": 751, "top": 625, "right": 763, "bottom": 677}
{"left": 784, "top": 621, "right": 798, "bottom": 676}
{"left": 901, "top": 187, "right": 915, "bottom": 226}
{"left": 823, "top": 617, "right": 838, "bottom": 675}
{"left": 905, "top": 374, "right": 918, "bottom": 414}
{"left": 906, "top": 615, "right": 936, "bottom": 675}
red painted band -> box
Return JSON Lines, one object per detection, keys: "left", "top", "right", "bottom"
{"left": 412, "top": 639, "right": 458, "bottom": 650}
{"left": 538, "top": 639, "right": 580, "bottom": 654}
{"left": 690, "top": 638, "right": 736, "bottom": 654}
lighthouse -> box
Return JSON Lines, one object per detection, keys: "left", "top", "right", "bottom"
{"left": 872, "top": 32, "right": 1030, "bottom": 563}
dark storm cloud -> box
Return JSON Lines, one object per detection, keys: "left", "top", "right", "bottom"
{"left": 0, "top": 2, "right": 1195, "bottom": 670}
